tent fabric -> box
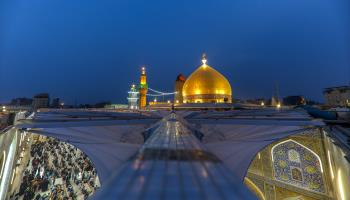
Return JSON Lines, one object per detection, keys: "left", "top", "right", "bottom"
{"left": 25, "top": 125, "right": 148, "bottom": 184}
{"left": 187, "top": 112, "right": 324, "bottom": 181}
{"left": 201, "top": 125, "right": 316, "bottom": 180}
{"left": 17, "top": 119, "right": 159, "bottom": 129}
{"left": 15, "top": 110, "right": 324, "bottom": 199}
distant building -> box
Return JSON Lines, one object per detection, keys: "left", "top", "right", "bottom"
{"left": 323, "top": 86, "right": 350, "bottom": 107}
{"left": 245, "top": 98, "right": 265, "bottom": 105}
{"left": 95, "top": 102, "right": 112, "bottom": 108}
{"left": 149, "top": 98, "right": 172, "bottom": 106}
{"left": 104, "top": 104, "right": 128, "bottom": 109}
{"left": 283, "top": 96, "right": 306, "bottom": 106}
{"left": 174, "top": 74, "right": 186, "bottom": 104}
{"left": 51, "top": 98, "right": 60, "bottom": 108}
{"left": 32, "top": 93, "right": 50, "bottom": 110}
{"left": 233, "top": 98, "right": 244, "bottom": 104}
{"left": 305, "top": 100, "right": 321, "bottom": 106}
{"left": 10, "top": 97, "right": 32, "bottom": 106}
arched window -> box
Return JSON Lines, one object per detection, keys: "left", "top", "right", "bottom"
{"left": 291, "top": 167, "right": 303, "bottom": 182}
{"left": 271, "top": 139, "right": 324, "bottom": 193}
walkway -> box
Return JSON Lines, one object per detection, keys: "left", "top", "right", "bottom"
{"left": 93, "top": 113, "right": 255, "bottom": 200}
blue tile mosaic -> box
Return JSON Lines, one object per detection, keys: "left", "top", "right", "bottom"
{"left": 272, "top": 140, "right": 324, "bottom": 193}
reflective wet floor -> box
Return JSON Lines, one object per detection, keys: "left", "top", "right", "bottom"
{"left": 93, "top": 113, "right": 254, "bottom": 200}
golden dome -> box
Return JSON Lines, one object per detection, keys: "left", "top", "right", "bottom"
{"left": 182, "top": 55, "right": 232, "bottom": 103}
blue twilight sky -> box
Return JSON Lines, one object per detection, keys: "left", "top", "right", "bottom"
{"left": 0, "top": 0, "right": 349, "bottom": 104}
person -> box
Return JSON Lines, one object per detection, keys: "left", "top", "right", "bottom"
{"left": 16, "top": 137, "right": 100, "bottom": 200}
{"left": 34, "top": 193, "right": 41, "bottom": 200}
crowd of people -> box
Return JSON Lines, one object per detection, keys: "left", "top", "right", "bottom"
{"left": 10, "top": 137, "right": 100, "bottom": 200}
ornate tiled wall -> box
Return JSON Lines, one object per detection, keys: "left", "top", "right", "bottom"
{"left": 272, "top": 139, "right": 325, "bottom": 193}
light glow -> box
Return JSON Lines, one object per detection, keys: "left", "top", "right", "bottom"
{"left": 327, "top": 150, "right": 334, "bottom": 180}
{"left": 0, "top": 151, "right": 6, "bottom": 179}
{"left": 141, "top": 66, "right": 146, "bottom": 76}
{"left": 0, "top": 132, "right": 17, "bottom": 199}
{"left": 244, "top": 177, "right": 266, "bottom": 200}
{"left": 276, "top": 103, "right": 281, "bottom": 109}
{"left": 148, "top": 88, "right": 176, "bottom": 95}
{"left": 10, "top": 168, "right": 16, "bottom": 185}
{"left": 201, "top": 53, "right": 207, "bottom": 65}
{"left": 338, "top": 169, "right": 346, "bottom": 200}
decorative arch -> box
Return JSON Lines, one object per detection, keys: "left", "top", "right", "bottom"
{"left": 271, "top": 139, "right": 325, "bottom": 193}
{"left": 244, "top": 177, "right": 266, "bottom": 200}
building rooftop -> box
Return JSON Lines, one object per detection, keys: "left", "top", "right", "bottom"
{"left": 33, "top": 93, "right": 49, "bottom": 98}
{"left": 11, "top": 108, "right": 326, "bottom": 199}
{"left": 323, "top": 85, "right": 350, "bottom": 92}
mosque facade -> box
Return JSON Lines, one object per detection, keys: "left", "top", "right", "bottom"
{"left": 178, "top": 54, "right": 232, "bottom": 104}
{"left": 135, "top": 54, "right": 233, "bottom": 109}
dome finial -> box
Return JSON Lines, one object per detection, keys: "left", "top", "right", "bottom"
{"left": 201, "top": 53, "right": 207, "bottom": 65}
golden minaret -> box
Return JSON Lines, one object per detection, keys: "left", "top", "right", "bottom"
{"left": 139, "top": 66, "right": 148, "bottom": 109}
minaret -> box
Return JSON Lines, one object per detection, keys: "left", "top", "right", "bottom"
{"left": 139, "top": 66, "right": 148, "bottom": 109}
{"left": 127, "top": 84, "right": 139, "bottom": 109}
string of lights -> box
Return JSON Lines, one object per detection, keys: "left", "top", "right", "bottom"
{"left": 148, "top": 87, "right": 177, "bottom": 95}
{"left": 146, "top": 93, "right": 172, "bottom": 97}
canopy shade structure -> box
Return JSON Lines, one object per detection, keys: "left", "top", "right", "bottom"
{"left": 14, "top": 109, "right": 324, "bottom": 200}
{"left": 185, "top": 109, "right": 324, "bottom": 180}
